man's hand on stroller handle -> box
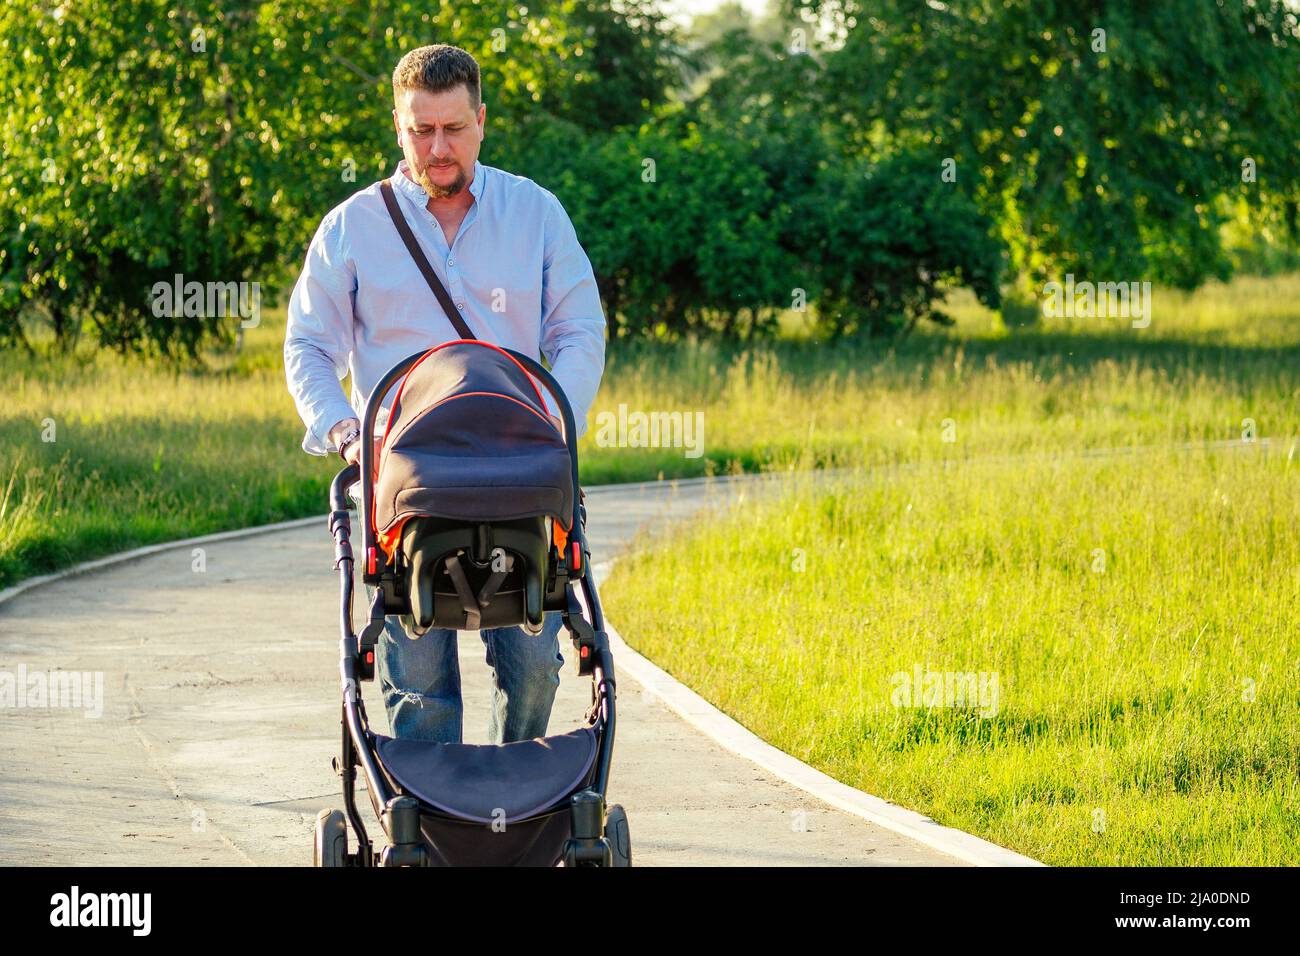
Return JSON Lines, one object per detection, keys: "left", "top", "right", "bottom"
{"left": 330, "top": 416, "right": 379, "bottom": 471}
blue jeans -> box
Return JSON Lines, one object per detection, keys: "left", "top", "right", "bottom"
{"left": 365, "top": 583, "right": 564, "bottom": 744}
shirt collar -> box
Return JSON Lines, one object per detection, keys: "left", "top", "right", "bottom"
{"left": 392, "top": 158, "right": 485, "bottom": 206}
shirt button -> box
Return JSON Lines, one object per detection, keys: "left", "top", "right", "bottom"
{"left": 456, "top": 301, "right": 465, "bottom": 310}
{"left": 447, "top": 257, "right": 455, "bottom": 266}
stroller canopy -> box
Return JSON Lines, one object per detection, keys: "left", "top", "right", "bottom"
{"left": 373, "top": 341, "right": 574, "bottom": 557}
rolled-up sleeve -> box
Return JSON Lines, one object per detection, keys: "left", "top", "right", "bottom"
{"left": 283, "top": 211, "right": 359, "bottom": 456}
{"left": 538, "top": 192, "right": 606, "bottom": 438}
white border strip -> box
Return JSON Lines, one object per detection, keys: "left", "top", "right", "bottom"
{"left": 591, "top": 559, "right": 1045, "bottom": 867}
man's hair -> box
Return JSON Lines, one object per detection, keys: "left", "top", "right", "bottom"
{"left": 392, "top": 44, "right": 481, "bottom": 108}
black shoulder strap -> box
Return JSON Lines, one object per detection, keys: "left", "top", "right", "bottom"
{"left": 379, "top": 178, "right": 476, "bottom": 341}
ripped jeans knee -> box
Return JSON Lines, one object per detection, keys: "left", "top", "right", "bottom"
{"left": 366, "top": 584, "right": 564, "bottom": 745}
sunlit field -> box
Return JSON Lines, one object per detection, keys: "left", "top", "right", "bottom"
{"left": 596, "top": 273, "right": 1299, "bottom": 866}
{"left": 2, "top": 273, "right": 1298, "bottom": 593}
{"left": 594, "top": 273, "right": 1300, "bottom": 480}
{"left": 2, "top": 261, "right": 1296, "bottom": 865}
{"left": 602, "top": 444, "right": 1299, "bottom": 865}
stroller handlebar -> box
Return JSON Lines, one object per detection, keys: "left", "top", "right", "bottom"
{"left": 330, "top": 462, "right": 361, "bottom": 514}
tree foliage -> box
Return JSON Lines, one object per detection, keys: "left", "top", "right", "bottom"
{"left": 2, "top": 0, "right": 1292, "bottom": 355}
{"left": 798, "top": 0, "right": 1300, "bottom": 288}
{"left": 0, "top": 1, "right": 677, "bottom": 354}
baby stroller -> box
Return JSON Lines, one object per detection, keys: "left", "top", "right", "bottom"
{"left": 315, "top": 339, "right": 627, "bottom": 866}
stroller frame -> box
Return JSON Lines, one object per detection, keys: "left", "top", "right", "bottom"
{"left": 320, "top": 345, "right": 620, "bottom": 866}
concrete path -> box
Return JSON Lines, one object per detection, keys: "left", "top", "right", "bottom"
{"left": 0, "top": 474, "right": 969, "bottom": 866}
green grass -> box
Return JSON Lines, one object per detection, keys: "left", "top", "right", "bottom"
{"left": 601, "top": 445, "right": 1299, "bottom": 865}
{"left": 588, "top": 273, "right": 1300, "bottom": 481}
{"left": 0, "top": 316, "right": 333, "bottom": 587}
{"left": 2, "top": 271, "right": 1298, "bottom": 596}
{"left": 2, "top": 272, "right": 1296, "bottom": 863}
{"left": 591, "top": 272, "right": 1300, "bottom": 865}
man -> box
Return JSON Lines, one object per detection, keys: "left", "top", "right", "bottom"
{"left": 283, "top": 44, "right": 606, "bottom": 745}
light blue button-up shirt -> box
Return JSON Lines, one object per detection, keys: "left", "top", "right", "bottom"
{"left": 284, "top": 158, "right": 606, "bottom": 455}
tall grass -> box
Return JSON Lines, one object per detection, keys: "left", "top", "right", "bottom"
{"left": 585, "top": 274, "right": 1300, "bottom": 481}
{"left": 601, "top": 444, "right": 1300, "bottom": 865}
{"left": 1, "top": 272, "right": 1297, "bottom": 590}
{"left": 0, "top": 329, "right": 324, "bottom": 586}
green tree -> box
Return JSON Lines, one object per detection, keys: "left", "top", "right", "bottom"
{"left": 798, "top": 0, "right": 1300, "bottom": 289}
{"left": 798, "top": 152, "right": 1004, "bottom": 337}
{"left": 681, "top": 24, "right": 1003, "bottom": 336}
{"left": 0, "top": 0, "right": 679, "bottom": 356}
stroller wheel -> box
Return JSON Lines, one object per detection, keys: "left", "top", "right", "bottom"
{"left": 604, "top": 804, "right": 632, "bottom": 867}
{"left": 313, "top": 809, "right": 349, "bottom": 867}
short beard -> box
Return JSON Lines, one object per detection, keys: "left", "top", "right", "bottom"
{"left": 415, "top": 159, "right": 468, "bottom": 199}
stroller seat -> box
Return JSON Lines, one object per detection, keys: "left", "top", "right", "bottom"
{"left": 372, "top": 726, "right": 598, "bottom": 824}
{"left": 399, "top": 515, "right": 553, "bottom": 633}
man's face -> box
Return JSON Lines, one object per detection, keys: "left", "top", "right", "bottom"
{"left": 392, "top": 84, "right": 486, "bottom": 200}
